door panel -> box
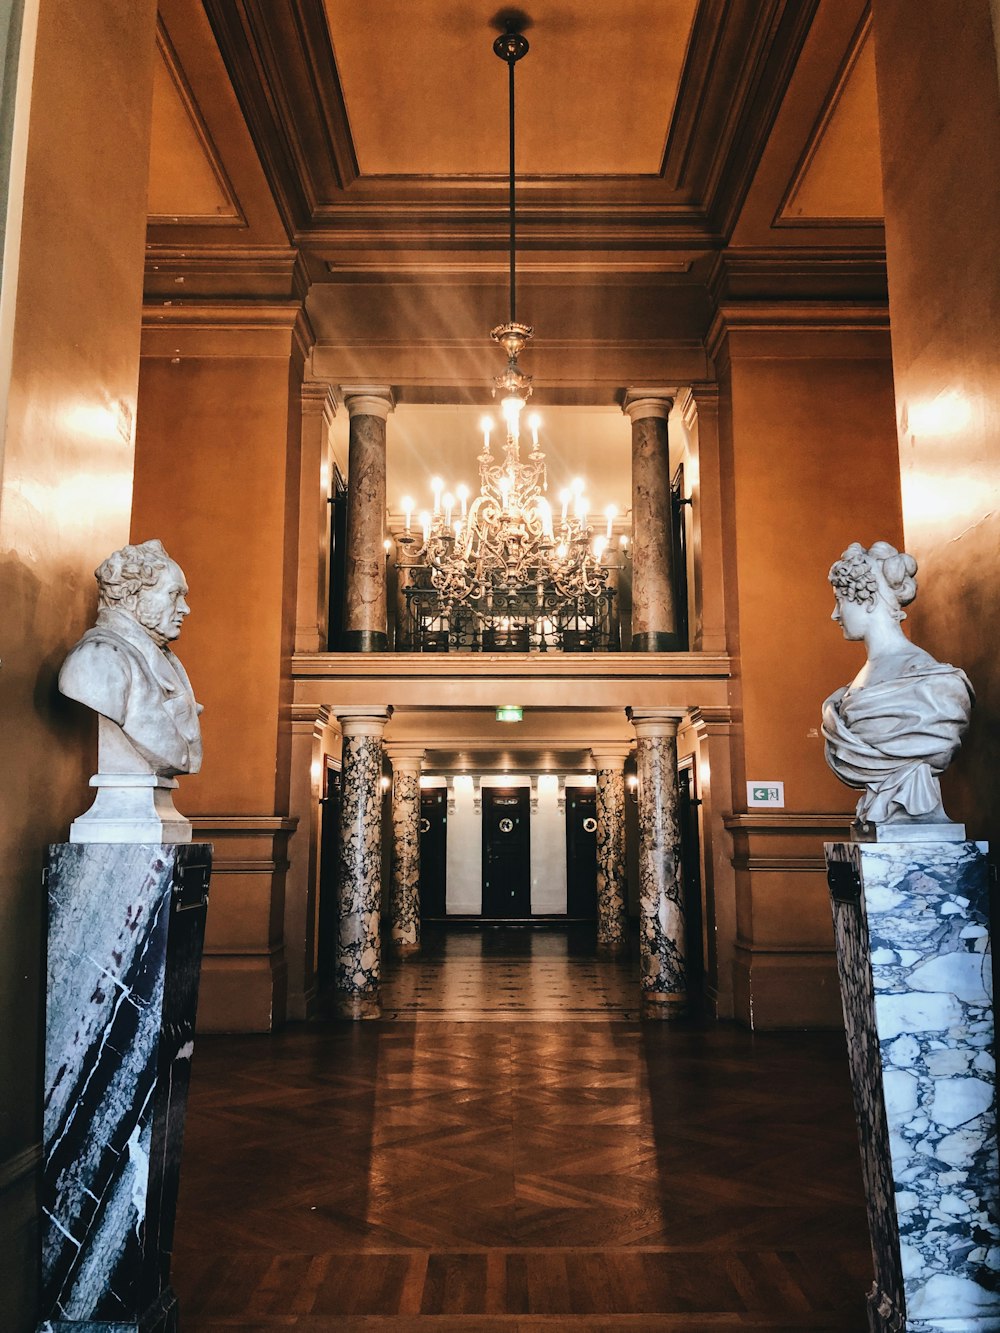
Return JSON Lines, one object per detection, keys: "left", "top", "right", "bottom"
{"left": 482, "top": 787, "right": 531, "bottom": 917}
{"left": 419, "top": 787, "right": 447, "bottom": 918}
{"left": 565, "top": 788, "right": 598, "bottom": 919}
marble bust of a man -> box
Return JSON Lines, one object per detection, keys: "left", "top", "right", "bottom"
{"left": 60, "top": 539, "right": 203, "bottom": 779}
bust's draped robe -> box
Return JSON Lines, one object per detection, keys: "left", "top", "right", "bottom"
{"left": 822, "top": 661, "right": 973, "bottom": 824}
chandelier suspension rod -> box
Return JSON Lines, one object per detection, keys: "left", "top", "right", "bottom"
{"left": 507, "top": 47, "right": 516, "bottom": 324}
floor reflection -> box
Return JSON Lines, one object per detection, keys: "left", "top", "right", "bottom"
{"left": 380, "top": 922, "right": 641, "bottom": 1021}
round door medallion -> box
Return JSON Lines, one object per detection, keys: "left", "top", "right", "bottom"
{"left": 583, "top": 816, "right": 597, "bottom": 833}
{"left": 419, "top": 818, "right": 431, "bottom": 833}
{"left": 499, "top": 817, "right": 515, "bottom": 833}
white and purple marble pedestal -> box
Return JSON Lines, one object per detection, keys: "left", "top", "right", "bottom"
{"left": 38, "top": 842, "right": 211, "bottom": 1333}
{"left": 826, "top": 839, "right": 1000, "bottom": 1332}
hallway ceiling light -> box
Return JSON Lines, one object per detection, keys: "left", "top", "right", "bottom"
{"left": 496, "top": 705, "right": 523, "bottom": 723}
{"left": 395, "top": 26, "right": 626, "bottom": 645}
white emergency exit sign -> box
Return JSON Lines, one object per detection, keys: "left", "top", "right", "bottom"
{"left": 747, "top": 781, "right": 785, "bottom": 809}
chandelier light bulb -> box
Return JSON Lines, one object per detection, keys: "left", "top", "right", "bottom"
{"left": 456, "top": 483, "right": 470, "bottom": 517}
{"left": 558, "top": 488, "right": 570, "bottom": 524}
{"left": 431, "top": 476, "right": 443, "bottom": 515}
{"left": 619, "top": 533, "right": 628, "bottom": 548}
{"left": 572, "top": 476, "right": 584, "bottom": 495}
{"left": 480, "top": 417, "right": 493, "bottom": 452}
{"left": 443, "top": 492, "right": 455, "bottom": 527}
{"left": 594, "top": 535, "right": 607, "bottom": 560}
{"left": 557, "top": 542, "right": 568, "bottom": 559}
{"left": 419, "top": 510, "right": 431, "bottom": 543}
{"left": 501, "top": 395, "right": 524, "bottom": 436}
{"left": 604, "top": 503, "right": 617, "bottom": 539}
{"left": 528, "top": 412, "right": 541, "bottom": 448}
{"left": 402, "top": 496, "right": 414, "bottom": 532}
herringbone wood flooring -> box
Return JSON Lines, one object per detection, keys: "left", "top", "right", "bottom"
{"left": 173, "top": 929, "right": 871, "bottom": 1330}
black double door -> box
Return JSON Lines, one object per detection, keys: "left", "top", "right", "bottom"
{"left": 482, "top": 787, "right": 531, "bottom": 917}
{"left": 565, "top": 788, "right": 598, "bottom": 919}
{"left": 419, "top": 788, "right": 448, "bottom": 918}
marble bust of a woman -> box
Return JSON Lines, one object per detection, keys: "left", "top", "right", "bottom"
{"left": 821, "top": 541, "right": 973, "bottom": 834}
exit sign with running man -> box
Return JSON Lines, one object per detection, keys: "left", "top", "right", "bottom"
{"left": 747, "top": 781, "right": 785, "bottom": 808}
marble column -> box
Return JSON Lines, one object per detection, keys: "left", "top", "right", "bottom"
{"left": 341, "top": 386, "right": 393, "bottom": 651}
{"left": 628, "top": 708, "right": 687, "bottom": 1017}
{"left": 385, "top": 744, "right": 424, "bottom": 957}
{"left": 335, "top": 708, "right": 391, "bottom": 1019}
{"left": 39, "top": 842, "right": 211, "bottom": 1330}
{"left": 624, "top": 389, "right": 679, "bottom": 651}
{"left": 590, "top": 746, "right": 631, "bottom": 952}
{"left": 826, "top": 839, "right": 1000, "bottom": 1332}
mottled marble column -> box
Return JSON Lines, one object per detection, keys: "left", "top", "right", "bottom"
{"left": 624, "top": 390, "right": 678, "bottom": 651}
{"left": 335, "top": 709, "right": 390, "bottom": 1019}
{"left": 628, "top": 708, "right": 686, "bottom": 1017}
{"left": 827, "top": 839, "right": 1000, "bottom": 1332}
{"left": 341, "top": 387, "right": 393, "bottom": 651}
{"left": 591, "top": 746, "right": 631, "bottom": 952}
{"left": 386, "top": 744, "right": 424, "bottom": 957}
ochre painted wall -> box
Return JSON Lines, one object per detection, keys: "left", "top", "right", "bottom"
{"left": 872, "top": 0, "right": 1000, "bottom": 847}
{"left": 0, "top": 0, "right": 157, "bottom": 1324}
{"left": 132, "top": 354, "right": 301, "bottom": 816}
{"left": 132, "top": 345, "right": 304, "bottom": 1031}
{"left": 716, "top": 327, "right": 903, "bottom": 1026}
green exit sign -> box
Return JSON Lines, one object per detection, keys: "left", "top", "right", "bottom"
{"left": 747, "top": 781, "right": 785, "bottom": 808}
{"left": 496, "top": 705, "right": 523, "bottom": 723}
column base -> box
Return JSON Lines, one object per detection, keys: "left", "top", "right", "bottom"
{"left": 630, "top": 631, "right": 683, "bottom": 652}
{"left": 335, "top": 991, "right": 382, "bottom": 1020}
{"left": 390, "top": 940, "right": 421, "bottom": 958}
{"left": 340, "top": 629, "right": 388, "bottom": 652}
{"left": 641, "top": 991, "right": 687, "bottom": 1019}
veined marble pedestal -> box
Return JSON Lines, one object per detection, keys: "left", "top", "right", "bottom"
{"left": 826, "top": 839, "right": 1000, "bottom": 1333}
{"left": 38, "top": 842, "right": 212, "bottom": 1333}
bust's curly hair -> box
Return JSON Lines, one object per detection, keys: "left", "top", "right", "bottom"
{"left": 95, "top": 539, "right": 171, "bottom": 612}
{"left": 828, "top": 541, "right": 918, "bottom": 622}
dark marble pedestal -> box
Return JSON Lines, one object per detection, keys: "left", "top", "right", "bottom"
{"left": 826, "top": 840, "right": 1000, "bottom": 1333}
{"left": 38, "top": 842, "right": 211, "bottom": 1333}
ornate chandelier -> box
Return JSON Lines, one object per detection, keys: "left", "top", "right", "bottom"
{"left": 394, "top": 25, "right": 625, "bottom": 647}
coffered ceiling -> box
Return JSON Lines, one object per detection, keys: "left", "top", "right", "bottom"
{"left": 145, "top": 0, "right": 887, "bottom": 381}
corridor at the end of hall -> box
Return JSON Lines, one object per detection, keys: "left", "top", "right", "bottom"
{"left": 172, "top": 927, "right": 870, "bottom": 1331}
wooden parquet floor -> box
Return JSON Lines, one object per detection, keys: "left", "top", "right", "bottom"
{"left": 173, "top": 928, "right": 872, "bottom": 1331}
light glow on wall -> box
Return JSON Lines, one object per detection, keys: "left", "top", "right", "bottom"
{"left": 904, "top": 388, "right": 974, "bottom": 439}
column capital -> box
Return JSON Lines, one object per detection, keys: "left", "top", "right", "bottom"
{"left": 341, "top": 385, "right": 395, "bottom": 419}
{"left": 590, "top": 745, "right": 633, "bottom": 769}
{"left": 336, "top": 706, "right": 392, "bottom": 738}
{"left": 623, "top": 388, "right": 676, "bottom": 423}
{"left": 384, "top": 743, "right": 425, "bottom": 772}
{"left": 627, "top": 706, "right": 686, "bottom": 738}
{"left": 301, "top": 380, "right": 338, "bottom": 423}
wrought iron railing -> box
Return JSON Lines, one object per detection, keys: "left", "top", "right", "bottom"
{"left": 397, "top": 581, "right": 620, "bottom": 652}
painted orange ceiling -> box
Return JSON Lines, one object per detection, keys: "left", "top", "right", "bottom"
{"left": 147, "top": 36, "right": 239, "bottom": 222}
{"left": 780, "top": 29, "right": 883, "bottom": 221}
{"left": 321, "top": 0, "right": 699, "bottom": 176}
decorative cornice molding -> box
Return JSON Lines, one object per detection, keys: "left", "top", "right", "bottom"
{"left": 142, "top": 299, "right": 314, "bottom": 360}
{"left": 723, "top": 812, "right": 853, "bottom": 831}
{"left": 706, "top": 299, "right": 891, "bottom": 362}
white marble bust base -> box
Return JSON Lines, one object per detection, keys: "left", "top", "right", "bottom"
{"left": 69, "top": 714, "right": 193, "bottom": 844}
{"left": 853, "top": 820, "right": 967, "bottom": 844}
{"left": 69, "top": 774, "right": 192, "bottom": 844}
